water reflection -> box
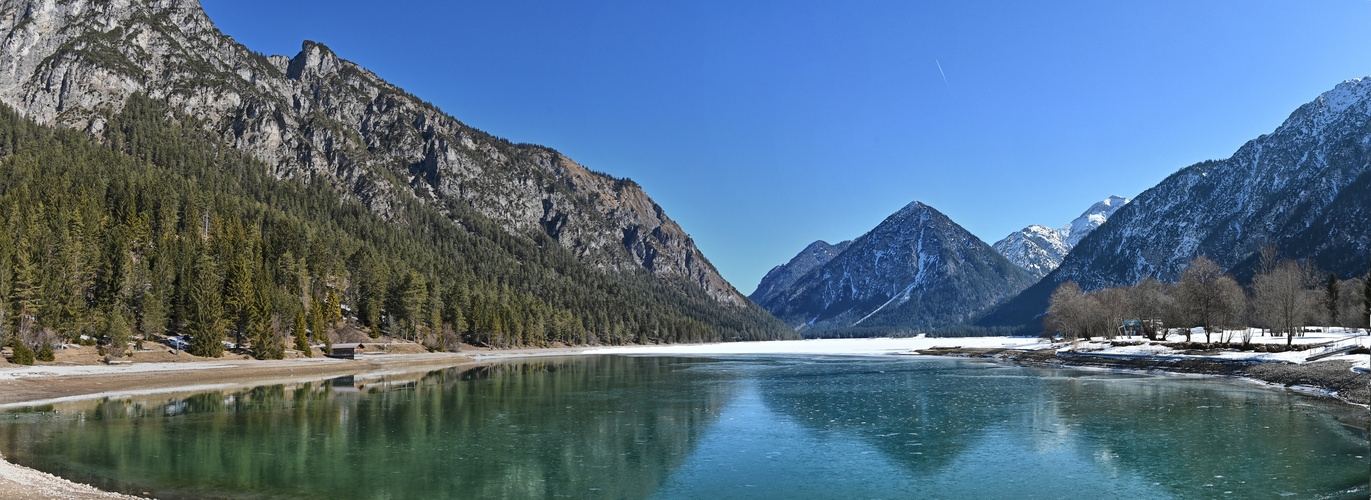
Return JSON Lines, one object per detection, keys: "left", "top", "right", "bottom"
{"left": 750, "top": 357, "right": 1367, "bottom": 499}
{"left": 0, "top": 355, "right": 1364, "bottom": 499}
{"left": 0, "top": 356, "right": 736, "bottom": 499}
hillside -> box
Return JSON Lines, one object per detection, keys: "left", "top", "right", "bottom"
{"left": 979, "top": 77, "right": 1371, "bottom": 331}
{"left": 0, "top": 0, "right": 794, "bottom": 348}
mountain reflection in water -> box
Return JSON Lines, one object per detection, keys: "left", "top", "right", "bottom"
{"left": 0, "top": 355, "right": 1365, "bottom": 499}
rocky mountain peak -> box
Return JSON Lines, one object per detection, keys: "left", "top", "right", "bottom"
{"left": 754, "top": 200, "right": 1033, "bottom": 333}
{"left": 286, "top": 40, "right": 342, "bottom": 80}
{"left": 1061, "top": 195, "right": 1128, "bottom": 247}
{"left": 749, "top": 239, "right": 852, "bottom": 306}
{"left": 993, "top": 195, "right": 1129, "bottom": 279}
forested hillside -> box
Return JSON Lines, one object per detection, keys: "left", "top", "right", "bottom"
{"left": 0, "top": 94, "right": 792, "bottom": 357}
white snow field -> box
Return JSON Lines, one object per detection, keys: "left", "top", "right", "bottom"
{"left": 592, "top": 328, "right": 1370, "bottom": 371}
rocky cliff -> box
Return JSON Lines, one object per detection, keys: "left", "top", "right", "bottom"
{"left": 0, "top": 0, "right": 744, "bottom": 305}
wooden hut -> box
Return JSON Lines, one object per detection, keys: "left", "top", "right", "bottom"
{"left": 327, "top": 343, "right": 367, "bottom": 360}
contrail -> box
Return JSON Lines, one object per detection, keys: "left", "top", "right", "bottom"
{"left": 935, "top": 59, "right": 949, "bottom": 89}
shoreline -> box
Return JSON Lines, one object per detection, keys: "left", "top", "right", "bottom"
{"left": 0, "top": 340, "right": 1365, "bottom": 498}
{"left": 0, "top": 346, "right": 599, "bottom": 499}
{"left": 913, "top": 346, "right": 1371, "bottom": 412}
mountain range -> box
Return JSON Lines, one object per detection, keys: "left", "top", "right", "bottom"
{"left": 759, "top": 76, "right": 1368, "bottom": 336}
{"left": 978, "top": 77, "right": 1371, "bottom": 330}
{"left": 1, "top": 0, "right": 1365, "bottom": 340}
{"left": 991, "top": 196, "right": 1129, "bottom": 279}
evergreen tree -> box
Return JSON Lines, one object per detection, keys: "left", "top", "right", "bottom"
{"left": 8, "top": 339, "right": 33, "bottom": 365}
{"left": 324, "top": 288, "right": 342, "bottom": 327}
{"left": 304, "top": 302, "right": 321, "bottom": 342}
{"left": 139, "top": 288, "right": 167, "bottom": 338}
{"left": 224, "top": 252, "right": 256, "bottom": 349}
{"left": 105, "top": 310, "right": 131, "bottom": 358}
{"left": 293, "top": 308, "right": 309, "bottom": 352}
{"left": 186, "top": 252, "right": 225, "bottom": 358}
{"left": 35, "top": 342, "right": 54, "bottom": 362}
{"left": 248, "top": 283, "right": 276, "bottom": 359}
{"left": 1325, "top": 272, "right": 1339, "bottom": 327}
{"left": 294, "top": 318, "right": 312, "bottom": 357}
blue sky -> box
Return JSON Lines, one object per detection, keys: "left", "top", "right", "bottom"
{"left": 202, "top": 0, "right": 1370, "bottom": 294}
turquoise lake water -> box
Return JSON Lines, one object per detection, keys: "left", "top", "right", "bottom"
{"left": 0, "top": 355, "right": 1366, "bottom": 499}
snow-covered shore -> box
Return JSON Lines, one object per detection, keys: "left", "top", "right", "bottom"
{"left": 588, "top": 329, "right": 1369, "bottom": 371}
{"left": 589, "top": 335, "right": 1037, "bottom": 357}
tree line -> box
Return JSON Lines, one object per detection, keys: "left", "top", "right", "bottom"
{"left": 0, "top": 94, "right": 792, "bottom": 363}
{"left": 1046, "top": 250, "right": 1371, "bottom": 346}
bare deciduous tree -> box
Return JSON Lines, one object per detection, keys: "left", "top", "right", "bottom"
{"left": 1215, "top": 275, "right": 1246, "bottom": 343}
{"left": 1251, "top": 259, "right": 1317, "bottom": 346}
{"left": 1128, "top": 278, "right": 1169, "bottom": 340}
{"left": 1336, "top": 277, "right": 1367, "bottom": 331}
{"left": 1046, "top": 281, "right": 1088, "bottom": 340}
{"left": 1093, "top": 286, "right": 1130, "bottom": 339}
{"left": 1174, "top": 256, "right": 1231, "bottom": 343}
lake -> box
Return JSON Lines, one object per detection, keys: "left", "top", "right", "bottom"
{"left": 1, "top": 354, "right": 1366, "bottom": 499}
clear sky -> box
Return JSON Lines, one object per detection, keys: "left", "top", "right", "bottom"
{"left": 201, "top": 0, "right": 1370, "bottom": 294}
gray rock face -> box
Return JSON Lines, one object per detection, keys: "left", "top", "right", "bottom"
{"left": 754, "top": 201, "right": 1035, "bottom": 333}
{"left": 992, "top": 225, "right": 1068, "bottom": 280}
{"left": 992, "top": 196, "right": 1128, "bottom": 279}
{"left": 979, "top": 77, "right": 1371, "bottom": 329}
{"left": 750, "top": 239, "right": 851, "bottom": 305}
{"left": 0, "top": 0, "right": 744, "bottom": 305}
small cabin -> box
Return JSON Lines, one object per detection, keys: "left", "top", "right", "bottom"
{"left": 327, "top": 343, "right": 367, "bottom": 360}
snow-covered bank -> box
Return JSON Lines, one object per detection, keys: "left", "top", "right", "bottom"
{"left": 584, "top": 331, "right": 1369, "bottom": 371}
{"left": 589, "top": 336, "right": 1039, "bottom": 356}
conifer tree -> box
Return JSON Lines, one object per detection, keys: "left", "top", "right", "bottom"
{"left": 186, "top": 252, "right": 225, "bottom": 358}
{"left": 324, "top": 288, "right": 342, "bottom": 327}
{"left": 294, "top": 319, "right": 312, "bottom": 357}
{"left": 307, "top": 301, "right": 324, "bottom": 342}
{"left": 139, "top": 287, "right": 167, "bottom": 339}
{"left": 1325, "top": 272, "right": 1339, "bottom": 327}
{"left": 224, "top": 254, "right": 255, "bottom": 349}
{"left": 105, "top": 310, "right": 131, "bottom": 358}
{"left": 248, "top": 282, "right": 276, "bottom": 359}
{"left": 35, "top": 342, "right": 54, "bottom": 362}
{"left": 8, "top": 339, "right": 33, "bottom": 365}
{"left": 293, "top": 308, "right": 309, "bottom": 354}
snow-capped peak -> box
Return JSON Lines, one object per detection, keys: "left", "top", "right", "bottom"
{"left": 993, "top": 196, "right": 1130, "bottom": 279}
{"left": 1059, "top": 195, "right": 1129, "bottom": 247}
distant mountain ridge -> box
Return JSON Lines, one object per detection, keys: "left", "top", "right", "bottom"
{"left": 979, "top": 77, "right": 1371, "bottom": 330}
{"left": 752, "top": 201, "right": 1034, "bottom": 333}
{"left": 750, "top": 239, "right": 851, "bottom": 307}
{"left": 992, "top": 196, "right": 1129, "bottom": 279}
